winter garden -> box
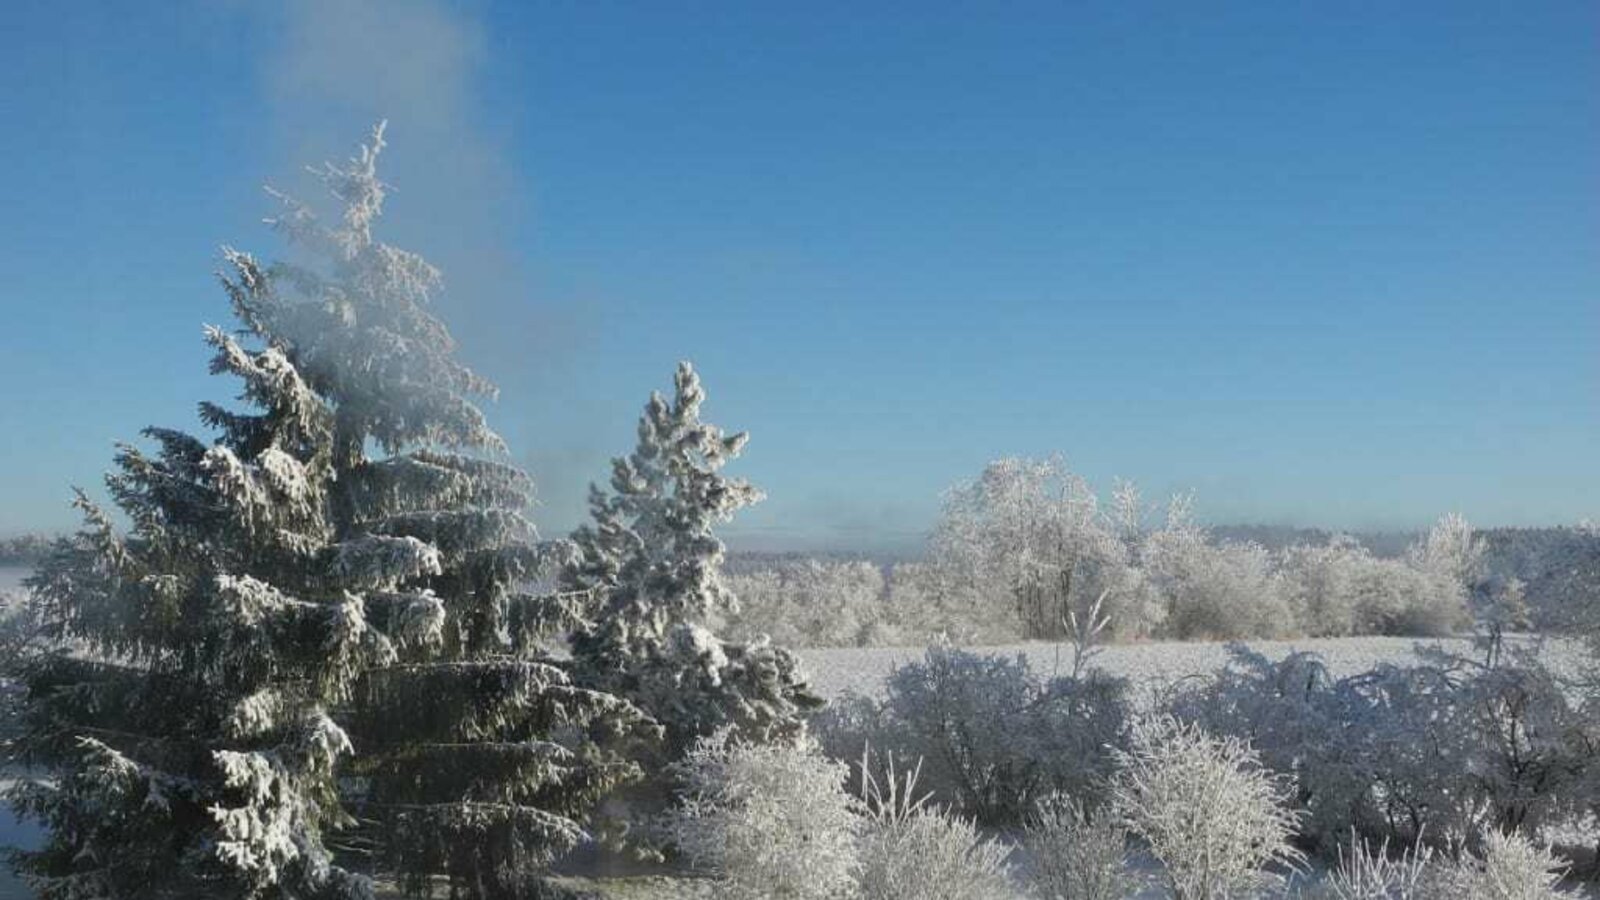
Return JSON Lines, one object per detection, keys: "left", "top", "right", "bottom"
{"left": 3, "top": 128, "right": 1600, "bottom": 900}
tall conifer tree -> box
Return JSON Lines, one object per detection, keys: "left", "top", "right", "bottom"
{"left": 10, "top": 126, "right": 649, "bottom": 900}
{"left": 252, "top": 125, "right": 652, "bottom": 898}
{"left": 563, "top": 362, "right": 821, "bottom": 761}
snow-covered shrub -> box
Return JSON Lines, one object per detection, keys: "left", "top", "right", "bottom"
{"left": 721, "top": 558, "right": 1038, "bottom": 649}
{"left": 878, "top": 643, "right": 1130, "bottom": 825}
{"left": 1448, "top": 659, "right": 1595, "bottom": 834}
{"left": 930, "top": 457, "right": 1150, "bottom": 641}
{"left": 884, "top": 562, "right": 1026, "bottom": 646}
{"left": 1365, "top": 514, "right": 1484, "bottom": 637}
{"left": 723, "top": 559, "right": 890, "bottom": 647}
{"left": 1142, "top": 501, "right": 1293, "bottom": 640}
{"left": 1276, "top": 535, "right": 1458, "bottom": 638}
{"left": 1028, "top": 670, "right": 1135, "bottom": 806}
{"left": 1364, "top": 558, "right": 1465, "bottom": 637}
{"left": 664, "top": 731, "right": 860, "bottom": 899}
{"left": 1424, "top": 829, "right": 1574, "bottom": 900}
{"left": 1170, "top": 645, "right": 1595, "bottom": 855}
{"left": 811, "top": 691, "right": 894, "bottom": 781}
{"left": 1168, "top": 646, "right": 1377, "bottom": 851}
{"left": 1324, "top": 829, "right": 1574, "bottom": 900}
{"left": 1321, "top": 833, "right": 1433, "bottom": 900}
{"left": 1379, "top": 564, "right": 1472, "bottom": 637}
{"left": 879, "top": 645, "right": 1045, "bottom": 824}
{"left": 1278, "top": 536, "right": 1370, "bottom": 638}
{"left": 1022, "top": 793, "right": 1134, "bottom": 900}
{"left": 1110, "top": 716, "right": 1303, "bottom": 899}
{"left": 855, "top": 750, "right": 1012, "bottom": 900}
{"left": 1407, "top": 513, "right": 1488, "bottom": 593}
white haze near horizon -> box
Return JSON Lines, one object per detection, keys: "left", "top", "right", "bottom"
{"left": 0, "top": 568, "right": 28, "bottom": 595}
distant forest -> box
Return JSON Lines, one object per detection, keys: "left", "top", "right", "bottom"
{"left": 725, "top": 524, "right": 1423, "bottom": 569}
{"left": 0, "top": 534, "right": 54, "bottom": 566}
{"left": 728, "top": 524, "right": 1600, "bottom": 631}
{"left": 6, "top": 525, "right": 1597, "bottom": 617}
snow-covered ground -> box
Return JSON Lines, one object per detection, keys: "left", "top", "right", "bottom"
{"left": 797, "top": 635, "right": 1588, "bottom": 704}
{"left": 5, "top": 631, "right": 1592, "bottom": 898}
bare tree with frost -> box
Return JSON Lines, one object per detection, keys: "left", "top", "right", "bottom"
{"left": 563, "top": 362, "right": 822, "bottom": 761}
{"left": 8, "top": 125, "right": 649, "bottom": 900}
{"left": 1141, "top": 497, "right": 1294, "bottom": 641}
{"left": 930, "top": 456, "right": 1147, "bottom": 641}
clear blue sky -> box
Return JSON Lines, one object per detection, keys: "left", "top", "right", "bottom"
{"left": 1, "top": 1, "right": 1595, "bottom": 553}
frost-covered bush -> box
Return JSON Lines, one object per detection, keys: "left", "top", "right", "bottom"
{"left": 1168, "top": 646, "right": 1369, "bottom": 849}
{"left": 880, "top": 646, "right": 1048, "bottom": 824}
{"left": 855, "top": 751, "right": 1012, "bottom": 900}
{"left": 664, "top": 731, "right": 860, "bottom": 899}
{"left": 1424, "top": 830, "right": 1574, "bottom": 900}
{"left": 1170, "top": 645, "right": 1595, "bottom": 855}
{"left": 1143, "top": 511, "right": 1293, "bottom": 640}
{"left": 1278, "top": 536, "right": 1371, "bottom": 638}
{"left": 1378, "top": 564, "right": 1472, "bottom": 637}
{"left": 1021, "top": 793, "right": 1134, "bottom": 900}
{"left": 720, "top": 557, "right": 1042, "bottom": 649}
{"left": 1276, "top": 536, "right": 1464, "bottom": 638}
{"left": 1321, "top": 829, "right": 1575, "bottom": 900}
{"left": 1448, "top": 661, "right": 1594, "bottom": 834}
{"left": 1408, "top": 513, "right": 1488, "bottom": 593}
{"left": 1374, "top": 513, "right": 1484, "bottom": 637}
{"left": 875, "top": 644, "right": 1130, "bottom": 825}
{"left": 1110, "top": 716, "right": 1303, "bottom": 899}
{"left": 930, "top": 457, "right": 1151, "bottom": 641}
{"left": 1321, "top": 834, "right": 1434, "bottom": 900}
{"left": 811, "top": 690, "right": 894, "bottom": 781}
{"left": 884, "top": 562, "right": 1026, "bottom": 646}
{"left": 723, "top": 559, "right": 890, "bottom": 648}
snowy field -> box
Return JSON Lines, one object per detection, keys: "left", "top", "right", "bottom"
{"left": 521, "top": 636, "right": 1597, "bottom": 900}
{"left": 0, "top": 620, "right": 1588, "bottom": 898}
{"left": 796, "top": 634, "right": 1589, "bottom": 704}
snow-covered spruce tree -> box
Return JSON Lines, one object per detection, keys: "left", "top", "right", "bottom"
{"left": 253, "top": 125, "right": 652, "bottom": 896}
{"left": 9, "top": 274, "right": 394, "bottom": 895}
{"left": 6, "top": 124, "right": 648, "bottom": 900}
{"left": 563, "top": 363, "right": 821, "bottom": 760}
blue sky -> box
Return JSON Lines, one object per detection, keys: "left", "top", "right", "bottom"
{"left": 1, "top": 1, "right": 1595, "bottom": 552}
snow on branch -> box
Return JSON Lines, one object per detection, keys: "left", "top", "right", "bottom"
{"left": 325, "top": 535, "right": 442, "bottom": 590}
